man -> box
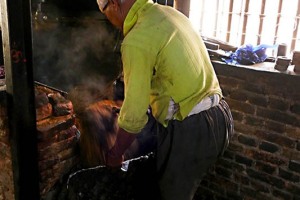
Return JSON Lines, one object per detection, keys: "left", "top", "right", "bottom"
{"left": 96, "top": 0, "right": 234, "bottom": 199}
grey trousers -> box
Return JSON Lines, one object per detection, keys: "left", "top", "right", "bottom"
{"left": 156, "top": 99, "right": 233, "bottom": 200}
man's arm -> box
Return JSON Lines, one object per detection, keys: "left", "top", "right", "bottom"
{"left": 105, "top": 127, "right": 137, "bottom": 167}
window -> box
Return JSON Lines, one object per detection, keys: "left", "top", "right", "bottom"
{"left": 189, "top": 0, "right": 300, "bottom": 55}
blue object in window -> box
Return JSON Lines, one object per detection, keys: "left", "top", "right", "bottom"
{"left": 224, "top": 44, "right": 277, "bottom": 65}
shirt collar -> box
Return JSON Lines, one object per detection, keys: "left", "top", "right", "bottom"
{"left": 123, "top": 0, "right": 152, "bottom": 36}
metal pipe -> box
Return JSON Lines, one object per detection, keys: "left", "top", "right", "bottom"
{"left": 34, "top": 81, "right": 68, "bottom": 96}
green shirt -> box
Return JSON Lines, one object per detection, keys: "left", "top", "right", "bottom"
{"left": 118, "top": 0, "right": 222, "bottom": 133}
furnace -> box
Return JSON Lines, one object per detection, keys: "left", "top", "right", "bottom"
{"left": 0, "top": 0, "right": 168, "bottom": 199}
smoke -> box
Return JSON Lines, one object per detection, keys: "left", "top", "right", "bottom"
{"left": 32, "top": 11, "right": 122, "bottom": 93}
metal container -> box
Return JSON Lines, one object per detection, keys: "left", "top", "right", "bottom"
{"left": 275, "top": 56, "right": 291, "bottom": 71}
{"left": 276, "top": 43, "right": 287, "bottom": 57}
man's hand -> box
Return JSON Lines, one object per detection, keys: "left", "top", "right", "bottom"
{"left": 105, "top": 128, "right": 136, "bottom": 168}
{"left": 105, "top": 152, "right": 124, "bottom": 168}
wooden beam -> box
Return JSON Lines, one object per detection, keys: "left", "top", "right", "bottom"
{"left": 0, "top": 0, "right": 40, "bottom": 199}
{"left": 257, "top": 0, "right": 267, "bottom": 45}
{"left": 274, "top": 0, "right": 283, "bottom": 44}
{"left": 174, "top": 0, "right": 191, "bottom": 17}
{"left": 241, "top": 0, "right": 250, "bottom": 45}
{"left": 290, "top": 0, "right": 300, "bottom": 52}
{"left": 226, "top": 0, "right": 234, "bottom": 43}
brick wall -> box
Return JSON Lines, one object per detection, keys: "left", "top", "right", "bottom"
{"left": 1, "top": 62, "right": 300, "bottom": 199}
{"left": 0, "top": 85, "right": 80, "bottom": 200}
{"left": 196, "top": 62, "right": 300, "bottom": 200}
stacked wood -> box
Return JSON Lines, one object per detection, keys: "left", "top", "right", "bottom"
{"left": 35, "top": 84, "right": 80, "bottom": 198}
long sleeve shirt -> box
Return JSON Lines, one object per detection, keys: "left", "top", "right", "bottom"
{"left": 118, "top": 0, "right": 222, "bottom": 133}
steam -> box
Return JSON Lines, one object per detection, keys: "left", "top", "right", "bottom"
{"left": 32, "top": 11, "right": 122, "bottom": 93}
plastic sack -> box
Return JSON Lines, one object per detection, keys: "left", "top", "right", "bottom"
{"left": 224, "top": 44, "right": 276, "bottom": 65}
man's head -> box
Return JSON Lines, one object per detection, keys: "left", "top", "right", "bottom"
{"left": 97, "top": 0, "right": 109, "bottom": 13}
{"left": 96, "top": 0, "right": 135, "bottom": 31}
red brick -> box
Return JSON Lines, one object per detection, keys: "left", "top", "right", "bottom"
{"left": 250, "top": 179, "right": 271, "bottom": 193}
{"left": 226, "top": 99, "right": 256, "bottom": 115}
{"left": 268, "top": 97, "right": 290, "bottom": 111}
{"left": 255, "top": 161, "right": 277, "bottom": 175}
{"left": 272, "top": 189, "right": 293, "bottom": 200}
{"left": 290, "top": 103, "right": 300, "bottom": 115}
{"left": 246, "top": 168, "right": 285, "bottom": 189}
{"left": 233, "top": 121, "right": 256, "bottom": 136}
{"left": 228, "top": 142, "right": 244, "bottom": 152}
{"left": 244, "top": 115, "right": 265, "bottom": 128}
{"left": 281, "top": 147, "right": 300, "bottom": 161}
{"left": 265, "top": 120, "right": 286, "bottom": 134}
{"left": 239, "top": 81, "right": 266, "bottom": 94}
{"left": 285, "top": 126, "right": 300, "bottom": 139}
{"left": 286, "top": 182, "right": 300, "bottom": 196}
{"left": 245, "top": 149, "right": 287, "bottom": 166}
{"left": 259, "top": 141, "right": 280, "bottom": 153}
{"left": 215, "top": 166, "right": 233, "bottom": 179}
{"left": 257, "top": 107, "right": 300, "bottom": 127}
{"left": 231, "top": 110, "right": 244, "bottom": 122}
{"left": 238, "top": 134, "right": 257, "bottom": 147}
{"left": 247, "top": 93, "right": 269, "bottom": 107}
{"left": 254, "top": 130, "right": 295, "bottom": 148}
{"left": 36, "top": 114, "right": 76, "bottom": 141}
{"left": 239, "top": 185, "right": 257, "bottom": 199}
{"left": 235, "top": 154, "right": 253, "bottom": 166}
{"left": 229, "top": 90, "right": 249, "bottom": 102}
{"left": 289, "top": 160, "right": 300, "bottom": 174}
{"left": 279, "top": 168, "right": 300, "bottom": 182}
{"left": 217, "top": 75, "right": 242, "bottom": 90}
{"left": 234, "top": 173, "right": 250, "bottom": 186}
